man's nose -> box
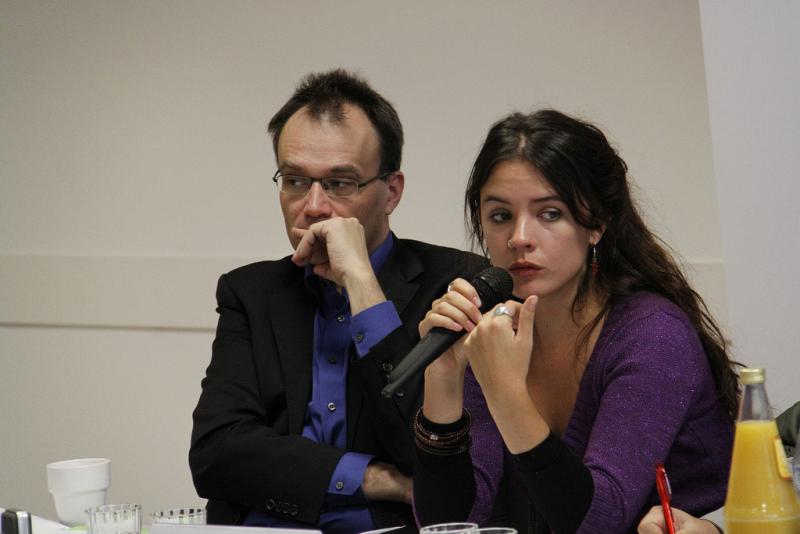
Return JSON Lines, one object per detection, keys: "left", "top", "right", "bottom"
{"left": 303, "top": 182, "right": 333, "bottom": 218}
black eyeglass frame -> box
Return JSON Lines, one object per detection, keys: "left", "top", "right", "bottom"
{"left": 272, "top": 170, "right": 394, "bottom": 198}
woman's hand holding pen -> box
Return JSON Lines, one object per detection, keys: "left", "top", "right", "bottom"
{"left": 638, "top": 506, "right": 723, "bottom": 534}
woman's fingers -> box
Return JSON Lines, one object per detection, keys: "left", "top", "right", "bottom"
{"left": 447, "top": 278, "right": 482, "bottom": 310}
{"left": 515, "top": 296, "right": 538, "bottom": 345}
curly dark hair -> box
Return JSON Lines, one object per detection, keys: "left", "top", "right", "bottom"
{"left": 465, "top": 109, "right": 740, "bottom": 418}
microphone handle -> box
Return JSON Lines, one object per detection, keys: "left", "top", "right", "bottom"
{"left": 380, "top": 327, "right": 461, "bottom": 398}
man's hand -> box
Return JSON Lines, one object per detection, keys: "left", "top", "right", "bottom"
{"left": 291, "top": 217, "right": 386, "bottom": 314}
{"left": 362, "top": 461, "right": 413, "bottom": 504}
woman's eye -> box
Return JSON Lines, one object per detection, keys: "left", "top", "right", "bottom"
{"left": 488, "top": 212, "right": 511, "bottom": 223}
{"left": 540, "top": 209, "right": 562, "bottom": 222}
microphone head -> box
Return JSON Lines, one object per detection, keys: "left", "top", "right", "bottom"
{"left": 470, "top": 266, "right": 514, "bottom": 312}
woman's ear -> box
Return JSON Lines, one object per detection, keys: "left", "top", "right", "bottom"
{"left": 590, "top": 225, "right": 606, "bottom": 246}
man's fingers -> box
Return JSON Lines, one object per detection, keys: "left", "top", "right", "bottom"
{"left": 291, "top": 229, "right": 320, "bottom": 266}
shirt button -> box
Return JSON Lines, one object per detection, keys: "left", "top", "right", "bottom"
{"left": 381, "top": 362, "right": 393, "bottom": 372}
{"left": 327, "top": 402, "right": 337, "bottom": 412}
{"left": 335, "top": 481, "right": 344, "bottom": 491}
{"left": 328, "top": 356, "right": 337, "bottom": 364}
{"left": 395, "top": 389, "right": 405, "bottom": 398}
{"left": 336, "top": 315, "right": 345, "bottom": 323}
{"left": 355, "top": 333, "right": 364, "bottom": 342}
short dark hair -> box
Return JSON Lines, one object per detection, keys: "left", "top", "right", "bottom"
{"left": 267, "top": 68, "right": 403, "bottom": 174}
{"left": 465, "top": 109, "right": 740, "bottom": 419}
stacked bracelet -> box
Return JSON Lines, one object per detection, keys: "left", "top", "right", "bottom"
{"left": 414, "top": 407, "right": 472, "bottom": 456}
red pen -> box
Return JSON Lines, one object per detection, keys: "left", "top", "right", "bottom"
{"left": 655, "top": 462, "right": 676, "bottom": 534}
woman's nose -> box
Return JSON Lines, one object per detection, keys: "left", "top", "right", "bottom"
{"left": 507, "top": 220, "right": 536, "bottom": 250}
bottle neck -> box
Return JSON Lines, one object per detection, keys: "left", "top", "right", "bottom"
{"left": 738, "top": 382, "right": 772, "bottom": 421}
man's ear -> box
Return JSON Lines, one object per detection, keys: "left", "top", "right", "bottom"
{"left": 384, "top": 171, "right": 404, "bottom": 215}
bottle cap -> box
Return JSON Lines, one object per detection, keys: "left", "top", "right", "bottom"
{"left": 739, "top": 367, "right": 765, "bottom": 384}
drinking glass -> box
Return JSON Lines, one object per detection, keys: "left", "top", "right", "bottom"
{"left": 86, "top": 504, "right": 141, "bottom": 534}
{"left": 419, "top": 523, "right": 478, "bottom": 534}
{"left": 150, "top": 508, "right": 206, "bottom": 525}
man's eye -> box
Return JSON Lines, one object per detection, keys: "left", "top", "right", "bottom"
{"left": 326, "top": 179, "right": 352, "bottom": 190}
{"left": 285, "top": 176, "right": 308, "bottom": 188}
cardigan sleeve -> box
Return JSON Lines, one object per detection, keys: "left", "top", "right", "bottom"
{"left": 413, "top": 366, "right": 504, "bottom": 527}
{"left": 568, "top": 310, "right": 711, "bottom": 533}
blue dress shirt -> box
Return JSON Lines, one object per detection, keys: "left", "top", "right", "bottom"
{"left": 245, "top": 234, "right": 402, "bottom": 533}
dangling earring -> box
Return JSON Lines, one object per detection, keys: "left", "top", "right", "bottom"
{"left": 591, "top": 245, "right": 599, "bottom": 276}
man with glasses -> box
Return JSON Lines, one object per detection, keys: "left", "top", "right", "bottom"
{"left": 189, "top": 69, "right": 482, "bottom": 533}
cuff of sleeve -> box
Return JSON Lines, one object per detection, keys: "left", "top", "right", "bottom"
{"left": 351, "top": 301, "right": 402, "bottom": 357}
{"left": 510, "top": 432, "right": 566, "bottom": 472}
{"left": 328, "top": 452, "right": 374, "bottom": 499}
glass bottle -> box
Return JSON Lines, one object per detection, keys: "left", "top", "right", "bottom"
{"left": 724, "top": 368, "right": 800, "bottom": 533}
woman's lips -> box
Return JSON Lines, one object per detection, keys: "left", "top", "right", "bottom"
{"left": 509, "top": 262, "right": 543, "bottom": 277}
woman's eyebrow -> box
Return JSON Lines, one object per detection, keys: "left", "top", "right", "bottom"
{"left": 482, "top": 194, "right": 562, "bottom": 204}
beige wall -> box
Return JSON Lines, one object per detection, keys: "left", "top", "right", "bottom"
{"left": 1, "top": 0, "right": 726, "bottom": 519}
{"left": 699, "top": 0, "right": 800, "bottom": 410}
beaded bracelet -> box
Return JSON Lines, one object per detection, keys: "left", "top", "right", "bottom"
{"left": 414, "top": 407, "right": 472, "bottom": 456}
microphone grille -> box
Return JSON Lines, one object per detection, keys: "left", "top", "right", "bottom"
{"left": 471, "top": 267, "right": 514, "bottom": 311}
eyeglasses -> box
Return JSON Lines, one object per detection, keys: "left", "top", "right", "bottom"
{"left": 272, "top": 170, "right": 393, "bottom": 198}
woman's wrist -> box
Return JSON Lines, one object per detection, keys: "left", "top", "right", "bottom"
{"left": 422, "top": 367, "right": 465, "bottom": 423}
{"left": 485, "top": 388, "right": 550, "bottom": 454}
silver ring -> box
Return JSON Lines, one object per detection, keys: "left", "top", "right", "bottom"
{"left": 447, "top": 282, "right": 454, "bottom": 293}
{"left": 492, "top": 304, "right": 513, "bottom": 318}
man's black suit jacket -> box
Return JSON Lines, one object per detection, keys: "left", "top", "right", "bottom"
{"left": 189, "top": 237, "right": 485, "bottom": 529}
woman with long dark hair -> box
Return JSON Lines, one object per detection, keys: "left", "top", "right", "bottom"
{"left": 412, "top": 110, "right": 739, "bottom": 533}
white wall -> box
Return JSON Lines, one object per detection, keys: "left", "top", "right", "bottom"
{"left": 699, "top": 0, "right": 800, "bottom": 411}
{"left": 1, "top": 0, "right": 728, "bottom": 520}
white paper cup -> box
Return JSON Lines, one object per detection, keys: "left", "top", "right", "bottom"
{"left": 46, "top": 458, "right": 110, "bottom": 526}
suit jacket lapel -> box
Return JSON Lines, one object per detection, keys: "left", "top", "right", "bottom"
{"left": 347, "top": 238, "right": 423, "bottom": 446}
{"left": 269, "top": 264, "right": 315, "bottom": 435}
{"left": 377, "top": 239, "right": 423, "bottom": 317}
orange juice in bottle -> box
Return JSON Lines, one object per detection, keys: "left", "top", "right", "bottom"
{"left": 724, "top": 368, "right": 800, "bottom": 533}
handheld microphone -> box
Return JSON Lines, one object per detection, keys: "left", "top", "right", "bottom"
{"left": 381, "top": 266, "right": 513, "bottom": 398}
